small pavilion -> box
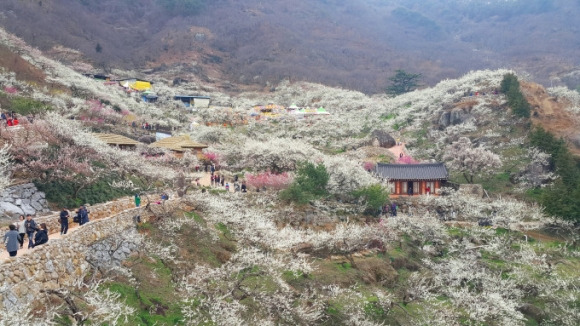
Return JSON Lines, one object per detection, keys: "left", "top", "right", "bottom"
{"left": 93, "top": 133, "right": 140, "bottom": 150}
{"left": 149, "top": 135, "right": 208, "bottom": 157}
{"left": 375, "top": 163, "right": 448, "bottom": 196}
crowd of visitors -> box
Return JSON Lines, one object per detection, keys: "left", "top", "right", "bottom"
{"left": 1, "top": 111, "right": 20, "bottom": 126}
{"left": 208, "top": 166, "right": 247, "bottom": 193}
{"left": 3, "top": 206, "right": 91, "bottom": 258}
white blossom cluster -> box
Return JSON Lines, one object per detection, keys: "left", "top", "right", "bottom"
{"left": 443, "top": 137, "right": 502, "bottom": 183}
{"left": 418, "top": 188, "right": 546, "bottom": 226}
{"left": 547, "top": 86, "right": 580, "bottom": 114}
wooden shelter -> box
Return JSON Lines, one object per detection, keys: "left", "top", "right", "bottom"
{"left": 174, "top": 95, "right": 211, "bottom": 109}
{"left": 149, "top": 135, "right": 208, "bottom": 157}
{"left": 375, "top": 163, "right": 448, "bottom": 196}
{"left": 94, "top": 133, "right": 140, "bottom": 150}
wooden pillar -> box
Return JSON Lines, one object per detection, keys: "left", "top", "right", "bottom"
{"left": 394, "top": 181, "right": 399, "bottom": 195}
{"left": 421, "top": 181, "right": 426, "bottom": 195}
{"left": 435, "top": 180, "right": 440, "bottom": 194}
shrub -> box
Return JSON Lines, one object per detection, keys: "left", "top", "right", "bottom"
{"left": 352, "top": 184, "right": 389, "bottom": 215}
{"left": 280, "top": 162, "right": 329, "bottom": 204}
{"left": 501, "top": 73, "right": 530, "bottom": 118}
{"left": 10, "top": 96, "right": 49, "bottom": 115}
{"left": 529, "top": 127, "right": 580, "bottom": 222}
{"left": 35, "top": 174, "right": 145, "bottom": 208}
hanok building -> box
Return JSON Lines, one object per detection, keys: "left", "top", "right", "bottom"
{"left": 94, "top": 133, "right": 141, "bottom": 150}
{"left": 149, "top": 135, "right": 208, "bottom": 157}
{"left": 375, "top": 163, "right": 449, "bottom": 196}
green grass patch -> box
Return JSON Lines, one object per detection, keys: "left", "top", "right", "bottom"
{"left": 363, "top": 296, "right": 388, "bottom": 321}
{"left": 447, "top": 227, "right": 469, "bottom": 238}
{"left": 10, "top": 96, "right": 51, "bottom": 115}
{"left": 215, "top": 222, "right": 232, "bottom": 238}
{"left": 495, "top": 227, "right": 509, "bottom": 236}
{"left": 208, "top": 188, "right": 227, "bottom": 195}
{"left": 336, "top": 262, "right": 353, "bottom": 272}
{"left": 380, "top": 113, "right": 397, "bottom": 121}
{"left": 104, "top": 256, "right": 184, "bottom": 325}
{"left": 184, "top": 211, "right": 206, "bottom": 226}
{"left": 137, "top": 222, "right": 154, "bottom": 232}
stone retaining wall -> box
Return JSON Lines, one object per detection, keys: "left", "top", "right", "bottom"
{"left": 0, "top": 183, "right": 50, "bottom": 219}
{"left": 0, "top": 199, "right": 180, "bottom": 310}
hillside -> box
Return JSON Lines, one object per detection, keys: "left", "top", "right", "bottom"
{"left": 0, "top": 27, "right": 578, "bottom": 325}
{"left": 2, "top": 0, "right": 580, "bottom": 93}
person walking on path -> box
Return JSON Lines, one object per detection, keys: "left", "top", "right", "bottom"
{"left": 59, "top": 208, "right": 69, "bottom": 235}
{"left": 16, "top": 215, "right": 26, "bottom": 248}
{"left": 4, "top": 224, "right": 21, "bottom": 257}
{"left": 135, "top": 193, "right": 141, "bottom": 207}
{"left": 24, "top": 214, "right": 37, "bottom": 249}
{"left": 33, "top": 223, "right": 48, "bottom": 247}
{"left": 391, "top": 202, "right": 397, "bottom": 217}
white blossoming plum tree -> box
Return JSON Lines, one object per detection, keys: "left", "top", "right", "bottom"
{"left": 443, "top": 137, "right": 502, "bottom": 184}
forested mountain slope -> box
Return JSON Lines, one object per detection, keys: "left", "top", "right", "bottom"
{"left": 1, "top": 0, "right": 580, "bottom": 93}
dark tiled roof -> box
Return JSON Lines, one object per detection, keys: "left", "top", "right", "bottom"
{"left": 376, "top": 163, "right": 448, "bottom": 181}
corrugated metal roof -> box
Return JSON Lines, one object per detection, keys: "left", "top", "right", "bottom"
{"left": 93, "top": 133, "right": 140, "bottom": 146}
{"left": 149, "top": 135, "right": 208, "bottom": 152}
{"left": 376, "top": 163, "right": 448, "bottom": 181}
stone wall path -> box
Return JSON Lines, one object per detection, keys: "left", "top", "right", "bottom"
{"left": 1, "top": 222, "right": 84, "bottom": 261}
{"left": 0, "top": 205, "right": 140, "bottom": 263}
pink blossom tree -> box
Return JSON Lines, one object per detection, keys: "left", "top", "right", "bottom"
{"left": 245, "top": 171, "right": 293, "bottom": 190}
{"left": 3, "top": 86, "right": 18, "bottom": 94}
{"left": 363, "top": 161, "right": 376, "bottom": 171}
{"left": 396, "top": 155, "right": 419, "bottom": 164}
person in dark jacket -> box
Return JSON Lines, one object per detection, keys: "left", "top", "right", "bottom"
{"left": 59, "top": 208, "right": 69, "bottom": 235}
{"left": 4, "top": 224, "right": 21, "bottom": 257}
{"left": 24, "top": 214, "right": 37, "bottom": 249}
{"left": 33, "top": 223, "right": 48, "bottom": 247}
{"left": 78, "top": 206, "right": 90, "bottom": 225}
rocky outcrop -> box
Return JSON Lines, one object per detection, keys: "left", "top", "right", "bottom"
{"left": 370, "top": 130, "right": 396, "bottom": 148}
{"left": 0, "top": 183, "right": 49, "bottom": 219}
{"left": 438, "top": 107, "right": 473, "bottom": 129}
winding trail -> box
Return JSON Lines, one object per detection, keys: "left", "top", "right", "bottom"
{"left": 1, "top": 220, "right": 90, "bottom": 261}
{"left": 388, "top": 143, "right": 406, "bottom": 158}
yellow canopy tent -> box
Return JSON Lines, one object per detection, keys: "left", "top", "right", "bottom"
{"left": 130, "top": 81, "right": 152, "bottom": 91}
